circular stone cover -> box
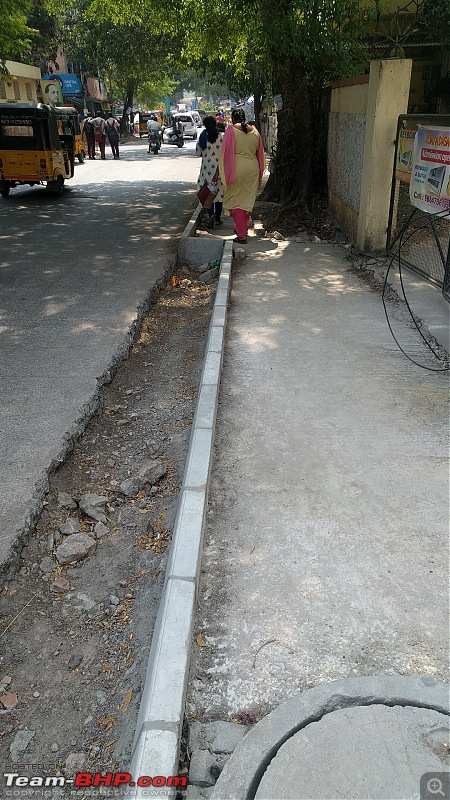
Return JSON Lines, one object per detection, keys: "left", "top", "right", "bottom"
{"left": 255, "top": 705, "right": 449, "bottom": 799}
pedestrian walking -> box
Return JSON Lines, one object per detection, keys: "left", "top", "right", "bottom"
{"left": 84, "top": 115, "right": 96, "bottom": 159}
{"left": 92, "top": 113, "right": 107, "bottom": 159}
{"left": 105, "top": 114, "right": 120, "bottom": 159}
{"left": 196, "top": 115, "right": 224, "bottom": 229}
{"left": 219, "top": 109, "right": 265, "bottom": 243}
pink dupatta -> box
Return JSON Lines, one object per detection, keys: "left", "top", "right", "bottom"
{"left": 221, "top": 125, "right": 265, "bottom": 187}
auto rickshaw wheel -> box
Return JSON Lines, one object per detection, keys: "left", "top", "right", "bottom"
{"left": 47, "top": 176, "right": 65, "bottom": 196}
{"left": 55, "top": 176, "right": 65, "bottom": 196}
{"left": 0, "top": 183, "right": 11, "bottom": 197}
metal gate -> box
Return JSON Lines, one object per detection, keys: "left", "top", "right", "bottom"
{"left": 387, "top": 114, "right": 450, "bottom": 299}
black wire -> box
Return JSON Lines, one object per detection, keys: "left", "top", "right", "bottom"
{"left": 382, "top": 220, "right": 449, "bottom": 372}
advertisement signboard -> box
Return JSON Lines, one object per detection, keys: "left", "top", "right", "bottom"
{"left": 395, "top": 128, "right": 415, "bottom": 183}
{"left": 409, "top": 125, "right": 450, "bottom": 214}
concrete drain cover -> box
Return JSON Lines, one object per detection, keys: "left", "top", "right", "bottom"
{"left": 255, "top": 705, "right": 449, "bottom": 799}
{"left": 211, "top": 676, "right": 449, "bottom": 800}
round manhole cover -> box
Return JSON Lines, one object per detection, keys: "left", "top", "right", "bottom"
{"left": 255, "top": 705, "right": 449, "bottom": 799}
{"left": 211, "top": 678, "right": 449, "bottom": 800}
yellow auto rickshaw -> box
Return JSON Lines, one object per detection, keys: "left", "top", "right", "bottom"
{"left": 0, "top": 103, "right": 76, "bottom": 197}
{"left": 134, "top": 111, "right": 150, "bottom": 137}
{"left": 133, "top": 110, "right": 165, "bottom": 137}
{"left": 55, "top": 106, "right": 86, "bottom": 163}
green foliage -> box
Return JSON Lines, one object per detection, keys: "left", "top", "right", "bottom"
{"left": 46, "top": 0, "right": 184, "bottom": 103}
{"left": 0, "top": 0, "right": 36, "bottom": 63}
{"left": 372, "top": 0, "right": 450, "bottom": 57}
{"left": 25, "top": 0, "right": 60, "bottom": 66}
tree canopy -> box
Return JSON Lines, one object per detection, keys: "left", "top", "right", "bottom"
{"left": 0, "top": 0, "right": 36, "bottom": 63}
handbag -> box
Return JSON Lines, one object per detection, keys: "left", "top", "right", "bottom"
{"left": 197, "top": 180, "right": 218, "bottom": 209}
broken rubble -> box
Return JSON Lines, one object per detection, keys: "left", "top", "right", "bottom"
{"left": 198, "top": 267, "right": 219, "bottom": 284}
{"left": 60, "top": 518, "right": 80, "bottom": 535}
{"left": 57, "top": 492, "right": 77, "bottom": 510}
{"left": 68, "top": 653, "right": 83, "bottom": 670}
{"left": 55, "top": 533, "right": 96, "bottom": 564}
{"left": 78, "top": 493, "right": 108, "bottom": 524}
{"left": 188, "top": 749, "right": 221, "bottom": 788}
{"left": 50, "top": 576, "right": 70, "bottom": 592}
{"left": 10, "top": 729, "right": 36, "bottom": 762}
{"left": 39, "top": 556, "right": 55, "bottom": 573}
{"left": 94, "top": 521, "right": 109, "bottom": 539}
{"left": 64, "top": 752, "right": 86, "bottom": 775}
{"left": 0, "top": 692, "right": 18, "bottom": 711}
{"left": 190, "top": 720, "right": 248, "bottom": 754}
{"left": 119, "top": 459, "right": 166, "bottom": 497}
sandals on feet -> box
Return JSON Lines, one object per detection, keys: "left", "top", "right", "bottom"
{"left": 233, "top": 236, "right": 247, "bottom": 244}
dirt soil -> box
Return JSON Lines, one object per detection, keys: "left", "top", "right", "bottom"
{"left": 253, "top": 189, "right": 338, "bottom": 241}
{"left": 0, "top": 270, "right": 215, "bottom": 794}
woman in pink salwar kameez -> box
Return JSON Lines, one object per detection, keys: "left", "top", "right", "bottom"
{"left": 219, "top": 109, "right": 265, "bottom": 243}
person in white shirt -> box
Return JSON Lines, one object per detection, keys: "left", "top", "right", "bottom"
{"left": 147, "top": 115, "right": 162, "bottom": 151}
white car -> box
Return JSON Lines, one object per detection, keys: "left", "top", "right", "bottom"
{"left": 171, "top": 113, "right": 197, "bottom": 139}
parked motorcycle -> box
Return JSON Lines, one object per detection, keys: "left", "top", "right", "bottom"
{"left": 148, "top": 130, "right": 161, "bottom": 154}
{"left": 163, "top": 126, "right": 184, "bottom": 148}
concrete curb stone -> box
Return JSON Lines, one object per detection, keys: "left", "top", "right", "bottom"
{"left": 130, "top": 238, "right": 233, "bottom": 797}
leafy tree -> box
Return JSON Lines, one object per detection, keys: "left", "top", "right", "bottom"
{"left": 0, "top": 0, "right": 35, "bottom": 63}
{"left": 371, "top": 0, "right": 450, "bottom": 57}
{"left": 25, "top": 0, "right": 60, "bottom": 67}
{"left": 48, "top": 0, "right": 184, "bottom": 129}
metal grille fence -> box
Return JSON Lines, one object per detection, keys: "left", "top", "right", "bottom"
{"left": 387, "top": 114, "right": 450, "bottom": 298}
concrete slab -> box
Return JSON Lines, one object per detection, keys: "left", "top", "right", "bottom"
{"left": 189, "top": 239, "right": 449, "bottom": 735}
{"left": 177, "top": 204, "right": 224, "bottom": 269}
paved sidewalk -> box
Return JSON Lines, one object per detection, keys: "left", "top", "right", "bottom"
{"left": 187, "top": 227, "right": 449, "bottom": 799}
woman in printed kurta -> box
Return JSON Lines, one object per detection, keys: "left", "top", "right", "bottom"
{"left": 196, "top": 116, "right": 224, "bottom": 229}
{"left": 219, "top": 109, "right": 265, "bottom": 243}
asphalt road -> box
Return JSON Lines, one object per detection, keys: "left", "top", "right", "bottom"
{"left": 0, "top": 135, "right": 200, "bottom": 578}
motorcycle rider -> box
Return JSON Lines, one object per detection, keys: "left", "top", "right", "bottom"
{"left": 147, "top": 114, "right": 162, "bottom": 151}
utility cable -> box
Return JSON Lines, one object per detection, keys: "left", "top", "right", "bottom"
{"left": 382, "top": 219, "right": 449, "bottom": 372}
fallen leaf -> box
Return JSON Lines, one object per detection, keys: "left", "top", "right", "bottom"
{"left": 121, "top": 689, "right": 132, "bottom": 713}
{"left": 196, "top": 633, "right": 207, "bottom": 648}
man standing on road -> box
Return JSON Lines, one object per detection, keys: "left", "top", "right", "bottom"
{"left": 92, "top": 113, "right": 107, "bottom": 159}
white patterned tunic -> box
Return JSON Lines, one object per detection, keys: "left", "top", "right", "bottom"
{"left": 196, "top": 131, "right": 224, "bottom": 202}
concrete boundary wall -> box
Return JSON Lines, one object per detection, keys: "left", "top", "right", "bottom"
{"left": 328, "top": 59, "right": 412, "bottom": 254}
{"left": 130, "top": 239, "right": 234, "bottom": 797}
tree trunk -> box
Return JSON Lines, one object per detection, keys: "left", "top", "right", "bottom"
{"left": 261, "top": 56, "right": 314, "bottom": 212}
{"left": 253, "top": 91, "right": 262, "bottom": 132}
{"left": 121, "top": 79, "right": 137, "bottom": 135}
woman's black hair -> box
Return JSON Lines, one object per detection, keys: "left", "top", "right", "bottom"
{"left": 203, "top": 114, "right": 219, "bottom": 143}
{"left": 231, "top": 108, "right": 248, "bottom": 133}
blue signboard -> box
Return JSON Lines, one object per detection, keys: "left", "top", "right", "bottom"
{"left": 42, "top": 74, "right": 83, "bottom": 95}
